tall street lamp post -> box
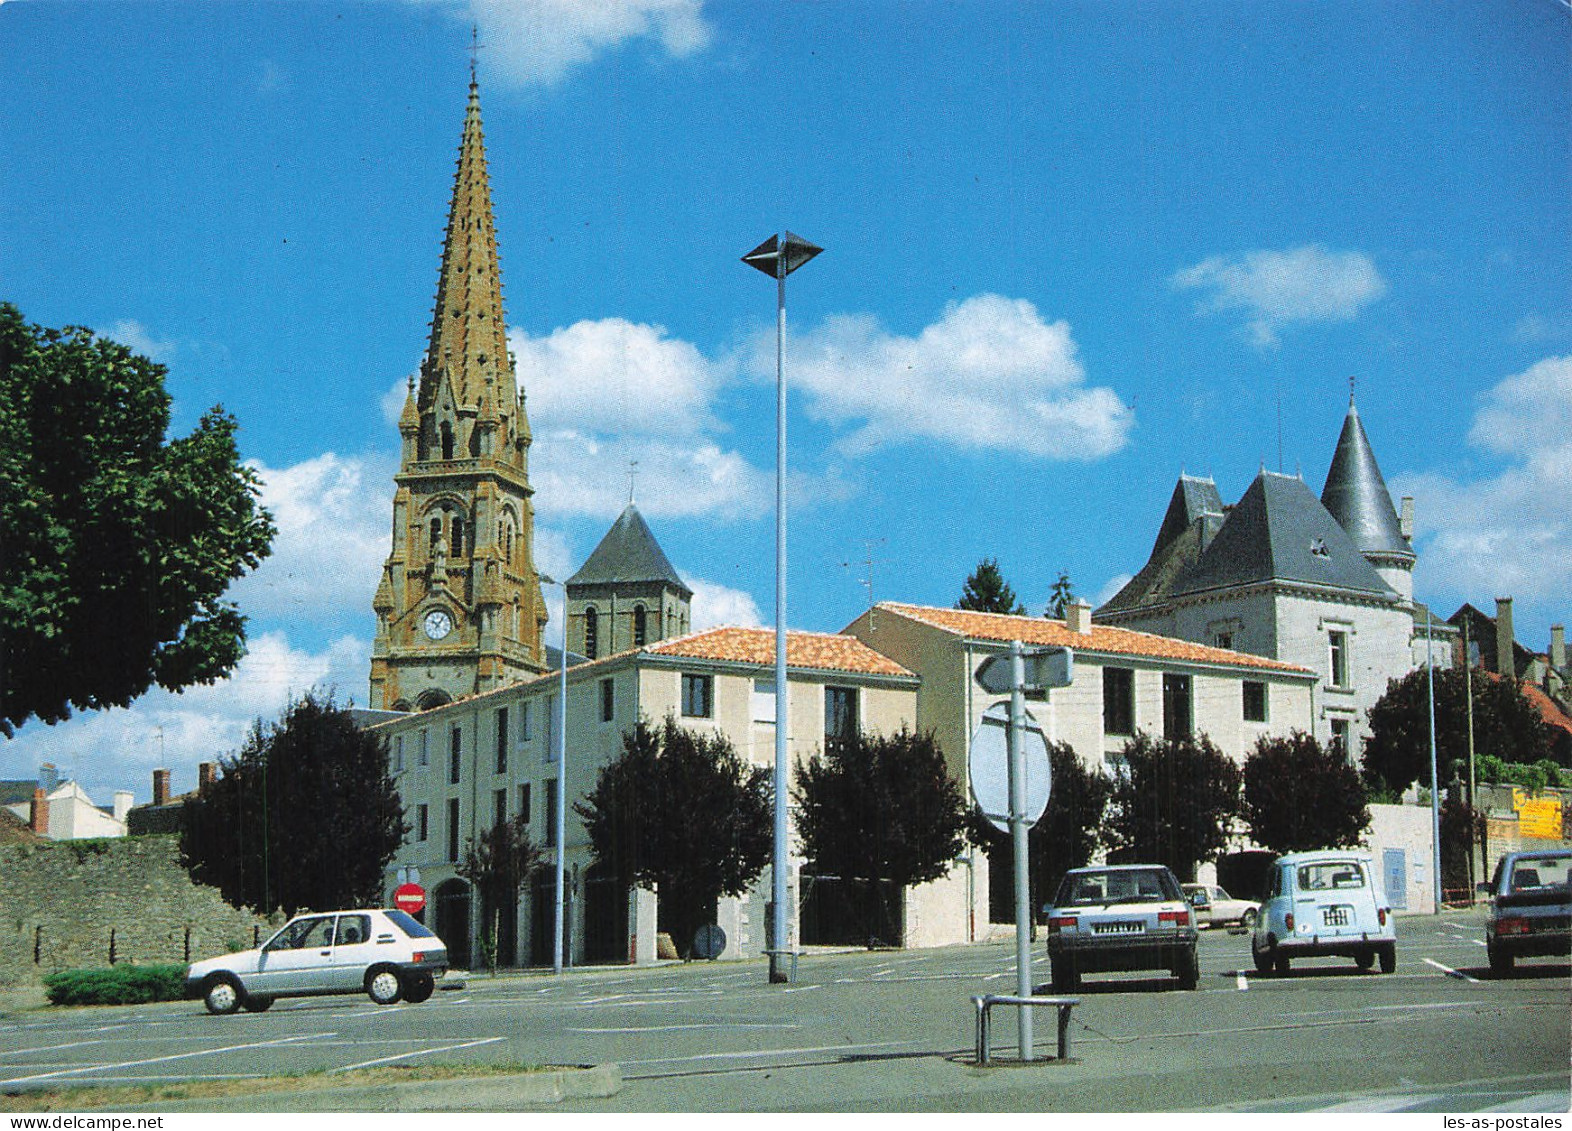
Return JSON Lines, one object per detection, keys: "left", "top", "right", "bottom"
{"left": 541, "top": 574, "right": 570, "bottom": 975}
{"left": 742, "top": 231, "right": 822, "bottom": 984}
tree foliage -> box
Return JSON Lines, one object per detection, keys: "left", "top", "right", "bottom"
{"left": 1362, "top": 667, "right": 1554, "bottom": 797}
{"left": 973, "top": 740, "right": 1114, "bottom": 917}
{"left": 957, "top": 557, "right": 1025, "bottom": 616}
{"left": 180, "top": 691, "right": 408, "bottom": 917}
{"left": 1107, "top": 731, "right": 1242, "bottom": 882}
{"left": 794, "top": 727, "right": 968, "bottom": 944}
{"left": 457, "top": 813, "right": 543, "bottom": 972}
{"left": 575, "top": 717, "right": 771, "bottom": 957}
{"left": 1242, "top": 730, "right": 1370, "bottom": 854}
{"left": 0, "top": 304, "right": 275, "bottom": 737}
{"left": 1046, "top": 572, "right": 1076, "bottom": 619}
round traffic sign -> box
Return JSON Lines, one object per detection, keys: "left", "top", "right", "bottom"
{"left": 394, "top": 882, "right": 427, "bottom": 915}
{"left": 967, "top": 701, "right": 1052, "bottom": 833}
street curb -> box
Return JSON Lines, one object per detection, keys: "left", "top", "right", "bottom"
{"left": 135, "top": 1064, "right": 623, "bottom": 1112}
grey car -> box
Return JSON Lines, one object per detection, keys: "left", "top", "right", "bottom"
{"left": 1045, "top": 864, "right": 1199, "bottom": 991}
{"left": 1480, "top": 850, "right": 1572, "bottom": 975}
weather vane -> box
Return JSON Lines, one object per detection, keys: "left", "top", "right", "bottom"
{"left": 469, "top": 24, "right": 483, "bottom": 84}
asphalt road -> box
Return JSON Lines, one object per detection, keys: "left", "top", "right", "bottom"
{"left": 2, "top": 908, "right": 1567, "bottom": 1112}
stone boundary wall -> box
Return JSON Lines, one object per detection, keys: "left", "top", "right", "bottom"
{"left": 0, "top": 835, "right": 274, "bottom": 987}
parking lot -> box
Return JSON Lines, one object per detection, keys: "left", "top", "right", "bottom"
{"left": 1, "top": 908, "right": 1567, "bottom": 1112}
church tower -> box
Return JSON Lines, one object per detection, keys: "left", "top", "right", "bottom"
{"left": 1321, "top": 392, "right": 1415, "bottom": 602}
{"left": 565, "top": 504, "right": 692, "bottom": 659}
{"left": 370, "top": 75, "right": 548, "bottom": 711}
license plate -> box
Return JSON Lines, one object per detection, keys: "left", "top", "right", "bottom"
{"left": 1322, "top": 907, "right": 1350, "bottom": 927}
{"left": 1093, "top": 921, "right": 1144, "bottom": 935}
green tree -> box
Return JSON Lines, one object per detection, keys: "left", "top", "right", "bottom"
{"left": 958, "top": 557, "right": 1025, "bottom": 615}
{"left": 1107, "top": 731, "right": 1242, "bottom": 882}
{"left": 180, "top": 691, "right": 408, "bottom": 917}
{"left": 457, "top": 813, "right": 543, "bottom": 974}
{"left": 1440, "top": 796, "right": 1484, "bottom": 899}
{"left": 1046, "top": 572, "right": 1076, "bottom": 619}
{"left": 1363, "top": 668, "right": 1554, "bottom": 798}
{"left": 1242, "top": 731, "right": 1370, "bottom": 853}
{"left": 973, "top": 740, "right": 1114, "bottom": 919}
{"left": 575, "top": 717, "right": 771, "bottom": 958}
{"left": 794, "top": 727, "right": 968, "bottom": 945}
{"left": 0, "top": 304, "right": 275, "bottom": 737}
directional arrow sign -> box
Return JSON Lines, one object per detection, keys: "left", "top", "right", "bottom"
{"left": 974, "top": 646, "right": 1074, "bottom": 694}
{"left": 968, "top": 702, "right": 1052, "bottom": 833}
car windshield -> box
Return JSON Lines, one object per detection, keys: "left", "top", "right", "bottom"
{"left": 1298, "top": 861, "right": 1366, "bottom": 891}
{"left": 386, "top": 908, "right": 438, "bottom": 938}
{"left": 1057, "top": 869, "right": 1174, "bottom": 906}
{"left": 1509, "top": 855, "right": 1571, "bottom": 892}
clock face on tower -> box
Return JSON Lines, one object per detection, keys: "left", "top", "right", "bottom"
{"left": 423, "top": 609, "right": 454, "bottom": 640}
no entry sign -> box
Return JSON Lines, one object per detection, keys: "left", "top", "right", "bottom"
{"left": 394, "top": 882, "right": 427, "bottom": 915}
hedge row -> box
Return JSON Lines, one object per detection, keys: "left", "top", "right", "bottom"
{"left": 43, "top": 964, "right": 187, "bottom": 1006}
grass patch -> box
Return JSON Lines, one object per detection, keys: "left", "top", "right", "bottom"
{"left": 0, "top": 1062, "right": 551, "bottom": 1111}
{"left": 43, "top": 965, "right": 186, "bottom": 1006}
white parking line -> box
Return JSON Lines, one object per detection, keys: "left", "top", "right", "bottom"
{"left": 330, "top": 1036, "right": 506, "bottom": 1074}
{"left": 0, "top": 1032, "right": 335, "bottom": 1086}
{"left": 1237, "top": 971, "right": 1249, "bottom": 991}
{"left": 1424, "top": 957, "right": 1482, "bottom": 983}
{"left": 620, "top": 1039, "right": 920, "bottom": 1068}
{"left": 569, "top": 1023, "right": 798, "bottom": 1034}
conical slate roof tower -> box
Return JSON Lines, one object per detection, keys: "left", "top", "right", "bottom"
{"left": 1321, "top": 394, "right": 1414, "bottom": 600}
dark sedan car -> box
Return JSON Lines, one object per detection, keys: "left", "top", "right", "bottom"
{"left": 1480, "top": 850, "right": 1571, "bottom": 975}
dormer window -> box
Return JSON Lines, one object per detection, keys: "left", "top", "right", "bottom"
{"left": 1310, "top": 537, "right": 1330, "bottom": 559}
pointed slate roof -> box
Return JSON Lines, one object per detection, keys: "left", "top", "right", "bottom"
{"left": 567, "top": 504, "right": 692, "bottom": 596}
{"left": 1174, "top": 472, "right": 1396, "bottom": 597}
{"left": 1321, "top": 398, "right": 1411, "bottom": 559}
{"left": 1152, "top": 474, "right": 1225, "bottom": 557}
{"left": 1098, "top": 475, "right": 1225, "bottom": 615}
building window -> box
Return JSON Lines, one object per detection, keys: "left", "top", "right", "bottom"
{"left": 1103, "top": 667, "right": 1135, "bottom": 736}
{"left": 519, "top": 701, "right": 532, "bottom": 742}
{"left": 1330, "top": 718, "right": 1351, "bottom": 760}
{"left": 518, "top": 783, "right": 531, "bottom": 824}
{"left": 682, "top": 673, "right": 713, "bottom": 719}
{"left": 544, "top": 780, "right": 559, "bottom": 847}
{"left": 393, "top": 735, "right": 404, "bottom": 773}
{"left": 584, "top": 607, "right": 599, "bottom": 659}
{"left": 430, "top": 517, "right": 442, "bottom": 554}
{"left": 826, "top": 686, "right": 859, "bottom": 753}
{"left": 752, "top": 678, "right": 777, "bottom": 724}
{"left": 452, "top": 517, "right": 465, "bottom": 557}
{"left": 633, "top": 605, "right": 647, "bottom": 647}
{"left": 446, "top": 798, "right": 460, "bottom": 862}
{"left": 418, "top": 729, "right": 430, "bottom": 767}
{"left": 1162, "top": 673, "right": 1193, "bottom": 738}
{"left": 440, "top": 420, "right": 454, "bottom": 460}
{"left": 600, "top": 678, "right": 615, "bottom": 723}
{"left": 495, "top": 708, "right": 508, "bottom": 773}
{"left": 416, "top": 803, "right": 428, "bottom": 842}
{"left": 449, "top": 727, "right": 462, "bottom": 785}
{"left": 494, "top": 788, "right": 507, "bottom": 829}
{"left": 1243, "top": 680, "right": 1268, "bottom": 723}
{"left": 1215, "top": 632, "right": 1234, "bottom": 651}
{"left": 1329, "top": 630, "right": 1350, "bottom": 689}
{"left": 543, "top": 696, "right": 556, "bottom": 762}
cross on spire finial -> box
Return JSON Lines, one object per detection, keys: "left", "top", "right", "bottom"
{"left": 1349, "top": 374, "right": 1357, "bottom": 404}
{"left": 628, "top": 459, "right": 639, "bottom": 506}
{"left": 469, "top": 24, "right": 482, "bottom": 85}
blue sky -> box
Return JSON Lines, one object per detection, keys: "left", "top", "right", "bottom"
{"left": 3, "top": 0, "right": 1569, "bottom": 803}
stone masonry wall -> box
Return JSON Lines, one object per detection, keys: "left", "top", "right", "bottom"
{"left": 0, "top": 836, "right": 274, "bottom": 987}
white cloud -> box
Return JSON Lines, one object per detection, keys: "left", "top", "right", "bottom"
{"left": 1395, "top": 355, "right": 1572, "bottom": 606}
{"left": 532, "top": 429, "right": 771, "bottom": 521}
{"left": 509, "top": 319, "right": 726, "bottom": 437}
{"left": 687, "top": 577, "right": 763, "bottom": 631}
{"left": 1171, "top": 245, "right": 1387, "bottom": 348}
{"left": 763, "top": 294, "right": 1133, "bottom": 460}
{"left": 428, "top": 0, "right": 712, "bottom": 88}
{"left": 228, "top": 453, "right": 392, "bottom": 627}
{"left": 98, "top": 319, "right": 176, "bottom": 362}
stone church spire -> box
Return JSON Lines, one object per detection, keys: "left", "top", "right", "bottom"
{"left": 370, "top": 76, "right": 548, "bottom": 712}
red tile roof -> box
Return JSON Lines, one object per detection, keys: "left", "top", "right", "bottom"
{"left": 647, "top": 627, "right": 915, "bottom": 679}
{"left": 1481, "top": 670, "right": 1572, "bottom": 738}
{"left": 874, "top": 603, "right": 1315, "bottom": 675}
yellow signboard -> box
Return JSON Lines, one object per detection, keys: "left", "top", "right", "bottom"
{"left": 1514, "top": 795, "right": 1564, "bottom": 841}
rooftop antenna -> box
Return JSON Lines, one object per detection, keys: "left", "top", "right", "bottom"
{"left": 839, "top": 538, "right": 887, "bottom": 629}
{"left": 1276, "top": 374, "right": 1284, "bottom": 473}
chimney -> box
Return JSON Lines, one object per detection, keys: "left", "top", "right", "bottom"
{"left": 1399, "top": 497, "right": 1414, "bottom": 542}
{"left": 1495, "top": 598, "right": 1516, "bottom": 676}
{"left": 29, "top": 787, "right": 49, "bottom": 836}
{"left": 1552, "top": 624, "right": 1566, "bottom": 672}
{"left": 198, "top": 762, "right": 216, "bottom": 792}
{"left": 38, "top": 762, "right": 59, "bottom": 793}
{"left": 1065, "top": 600, "right": 1093, "bottom": 636}
{"left": 153, "top": 768, "right": 171, "bottom": 807}
{"left": 113, "top": 791, "right": 133, "bottom": 823}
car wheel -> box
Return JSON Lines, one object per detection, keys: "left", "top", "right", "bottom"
{"left": 1273, "top": 950, "right": 1290, "bottom": 976}
{"left": 402, "top": 972, "right": 435, "bottom": 1004}
{"left": 1241, "top": 908, "right": 1258, "bottom": 929}
{"left": 1252, "top": 938, "right": 1272, "bottom": 975}
{"left": 1354, "top": 950, "right": 1374, "bottom": 971}
{"left": 1488, "top": 945, "right": 1513, "bottom": 976}
{"left": 1177, "top": 947, "right": 1199, "bottom": 991}
{"left": 242, "top": 995, "right": 274, "bottom": 1012}
{"left": 1051, "top": 957, "right": 1080, "bottom": 993}
{"left": 1378, "top": 943, "right": 1396, "bottom": 974}
{"left": 366, "top": 966, "right": 403, "bottom": 1005}
{"left": 203, "top": 974, "right": 243, "bottom": 1015}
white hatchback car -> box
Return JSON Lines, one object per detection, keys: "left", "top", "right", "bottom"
{"left": 186, "top": 908, "right": 448, "bottom": 1014}
{"left": 1251, "top": 850, "right": 1395, "bottom": 975}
